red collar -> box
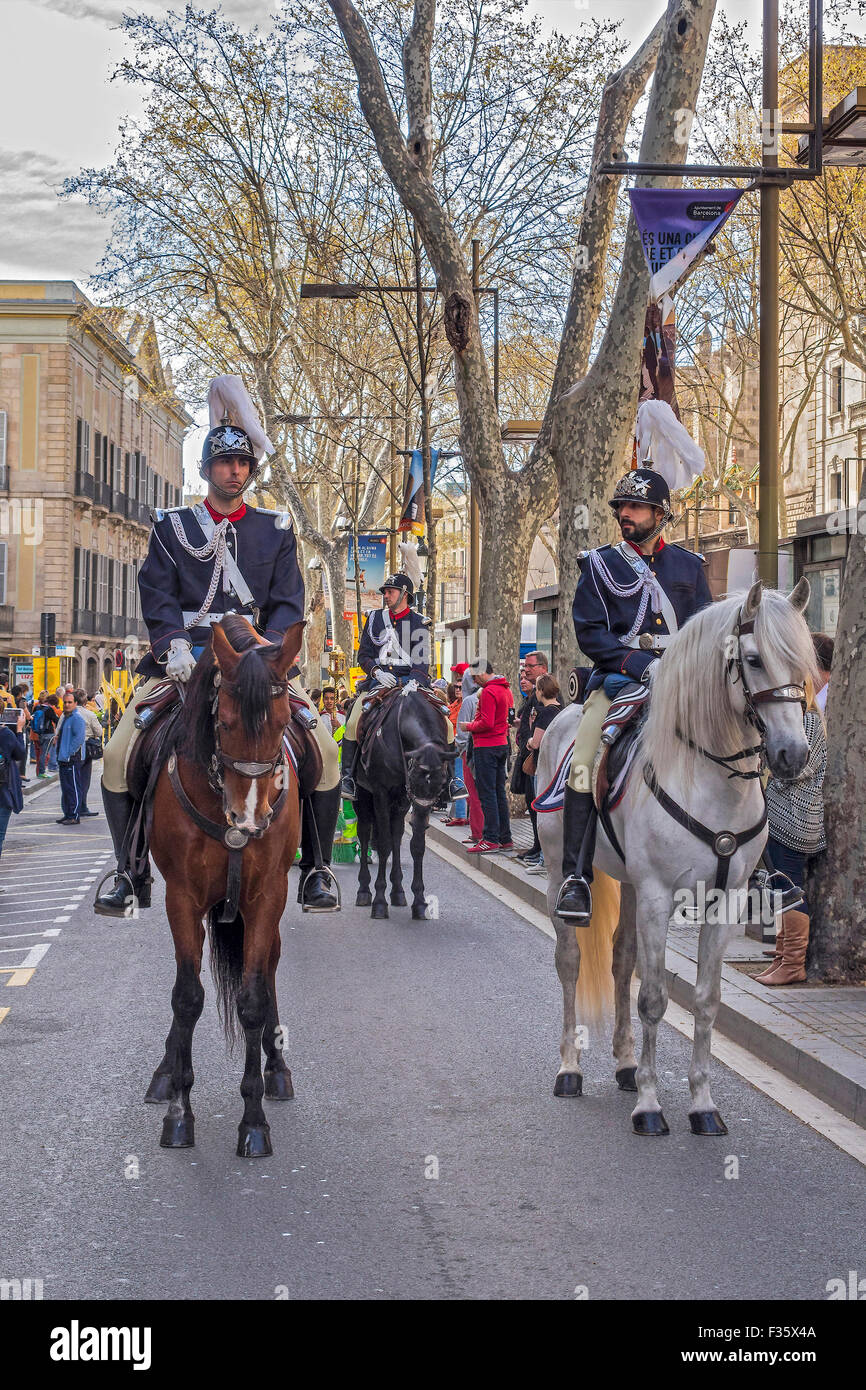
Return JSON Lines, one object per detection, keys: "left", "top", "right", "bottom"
{"left": 626, "top": 536, "right": 664, "bottom": 557}
{"left": 205, "top": 498, "right": 246, "bottom": 524}
{"left": 389, "top": 605, "right": 410, "bottom": 620}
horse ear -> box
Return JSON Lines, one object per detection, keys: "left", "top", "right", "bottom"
{"left": 270, "top": 620, "right": 305, "bottom": 678}
{"left": 788, "top": 576, "right": 810, "bottom": 613}
{"left": 211, "top": 622, "right": 240, "bottom": 678}
{"left": 741, "top": 580, "right": 762, "bottom": 622}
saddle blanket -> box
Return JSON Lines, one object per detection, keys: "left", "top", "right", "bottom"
{"left": 532, "top": 742, "right": 574, "bottom": 814}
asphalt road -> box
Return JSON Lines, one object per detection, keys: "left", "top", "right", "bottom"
{"left": 1, "top": 781, "right": 864, "bottom": 1301}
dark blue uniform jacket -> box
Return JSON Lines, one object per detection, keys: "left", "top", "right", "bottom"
{"left": 357, "top": 606, "right": 431, "bottom": 687}
{"left": 136, "top": 505, "right": 304, "bottom": 680}
{"left": 573, "top": 539, "right": 713, "bottom": 694}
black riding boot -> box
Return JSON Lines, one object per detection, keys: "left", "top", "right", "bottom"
{"left": 94, "top": 787, "right": 152, "bottom": 918}
{"left": 555, "top": 785, "right": 598, "bottom": 926}
{"left": 298, "top": 785, "right": 341, "bottom": 911}
{"left": 340, "top": 738, "right": 358, "bottom": 800}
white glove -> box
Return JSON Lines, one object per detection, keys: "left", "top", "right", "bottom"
{"left": 374, "top": 668, "right": 397, "bottom": 689}
{"left": 166, "top": 639, "right": 196, "bottom": 683}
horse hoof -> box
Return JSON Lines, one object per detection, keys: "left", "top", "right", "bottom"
{"left": 355, "top": 890, "right": 372, "bottom": 907}
{"left": 390, "top": 889, "right": 408, "bottom": 906}
{"left": 160, "top": 1114, "right": 195, "bottom": 1148}
{"left": 553, "top": 1072, "right": 582, "bottom": 1097}
{"left": 144, "top": 1073, "right": 174, "bottom": 1104}
{"left": 264, "top": 1068, "right": 294, "bottom": 1101}
{"left": 237, "top": 1123, "right": 272, "bottom": 1158}
{"left": 371, "top": 902, "right": 389, "bottom": 920}
{"left": 615, "top": 1066, "right": 638, "bottom": 1092}
{"left": 689, "top": 1109, "right": 728, "bottom": 1136}
{"left": 411, "top": 904, "right": 427, "bottom": 920}
{"left": 632, "top": 1110, "right": 669, "bottom": 1136}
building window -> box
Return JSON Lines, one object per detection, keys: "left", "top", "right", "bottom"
{"left": 0, "top": 410, "right": 7, "bottom": 487}
{"left": 76, "top": 418, "right": 91, "bottom": 473}
{"left": 126, "top": 451, "right": 136, "bottom": 500}
{"left": 73, "top": 547, "right": 91, "bottom": 611}
{"left": 0, "top": 541, "right": 6, "bottom": 605}
{"left": 831, "top": 365, "right": 843, "bottom": 415}
{"left": 113, "top": 558, "right": 123, "bottom": 617}
{"left": 831, "top": 472, "right": 842, "bottom": 505}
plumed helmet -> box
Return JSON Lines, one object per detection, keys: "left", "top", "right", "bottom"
{"left": 380, "top": 571, "right": 414, "bottom": 603}
{"left": 608, "top": 467, "right": 672, "bottom": 521}
{"left": 200, "top": 422, "right": 258, "bottom": 473}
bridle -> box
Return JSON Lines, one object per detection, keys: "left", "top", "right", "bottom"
{"left": 167, "top": 664, "right": 291, "bottom": 924}
{"left": 640, "top": 606, "right": 807, "bottom": 891}
{"left": 725, "top": 612, "right": 807, "bottom": 738}
{"left": 395, "top": 691, "right": 451, "bottom": 809}
{"left": 206, "top": 668, "right": 289, "bottom": 797}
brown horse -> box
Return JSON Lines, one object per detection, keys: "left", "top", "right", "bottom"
{"left": 143, "top": 615, "right": 304, "bottom": 1158}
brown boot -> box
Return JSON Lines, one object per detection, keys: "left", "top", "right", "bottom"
{"left": 756, "top": 917, "right": 786, "bottom": 977}
{"left": 757, "top": 910, "right": 809, "bottom": 986}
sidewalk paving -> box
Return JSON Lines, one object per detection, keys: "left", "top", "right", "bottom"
{"left": 428, "top": 814, "right": 866, "bottom": 1130}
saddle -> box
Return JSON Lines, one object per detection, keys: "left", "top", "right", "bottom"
{"left": 592, "top": 681, "right": 651, "bottom": 839}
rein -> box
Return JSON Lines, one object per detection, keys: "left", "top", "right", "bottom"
{"left": 395, "top": 691, "right": 449, "bottom": 809}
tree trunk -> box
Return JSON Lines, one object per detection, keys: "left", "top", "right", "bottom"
{"left": 551, "top": 0, "right": 717, "bottom": 681}
{"left": 807, "top": 478, "right": 866, "bottom": 983}
{"left": 303, "top": 555, "right": 327, "bottom": 689}
{"left": 324, "top": 539, "right": 355, "bottom": 669}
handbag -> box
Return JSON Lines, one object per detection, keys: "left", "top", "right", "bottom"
{"left": 85, "top": 736, "right": 103, "bottom": 761}
{"left": 522, "top": 749, "right": 537, "bottom": 777}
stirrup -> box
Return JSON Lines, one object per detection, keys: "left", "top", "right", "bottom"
{"left": 751, "top": 868, "right": 805, "bottom": 915}
{"left": 340, "top": 775, "right": 357, "bottom": 800}
{"left": 93, "top": 869, "right": 141, "bottom": 919}
{"left": 299, "top": 866, "right": 342, "bottom": 913}
{"left": 449, "top": 777, "right": 468, "bottom": 799}
{"left": 555, "top": 874, "right": 593, "bottom": 925}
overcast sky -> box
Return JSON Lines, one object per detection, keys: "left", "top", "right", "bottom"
{"left": 0, "top": 0, "right": 769, "bottom": 286}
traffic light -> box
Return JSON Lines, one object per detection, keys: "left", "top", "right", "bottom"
{"left": 40, "top": 612, "right": 56, "bottom": 657}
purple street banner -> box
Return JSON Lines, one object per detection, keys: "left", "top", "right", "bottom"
{"left": 628, "top": 189, "right": 744, "bottom": 300}
{"left": 345, "top": 533, "right": 388, "bottom": 614}
{"left": 398, "top": 447, "right": 439, "bottom": 535}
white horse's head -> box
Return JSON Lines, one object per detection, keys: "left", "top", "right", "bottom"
{"left": 641, "top": 578, "right": 819, "bottom": 787}
{"left": 731, "top": 578, "right": 815, "bottom": 780}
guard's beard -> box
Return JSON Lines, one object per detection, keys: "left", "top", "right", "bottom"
{"left": 619, "top": 515, "right": 659, "bottom": 545}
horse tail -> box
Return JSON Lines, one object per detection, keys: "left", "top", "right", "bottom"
{"left": 575, "top": 870, "right": 618, "bottom": 1027}
{"left": 206, "top": 908, "right": 245, "bottom": 1049}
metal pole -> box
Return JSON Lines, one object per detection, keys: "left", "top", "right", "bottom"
{"left": 389, "top": 382, "right": 397, "bottom": 572}
{"left": 759, "top": 0, "right": 780, "bottom": 588}
{"left": 470, "top": 241, "right": 481, "bottom": 642}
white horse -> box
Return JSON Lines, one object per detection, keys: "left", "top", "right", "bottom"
{"left": 536, "top": 579, "right": 817, "bottom": 1135}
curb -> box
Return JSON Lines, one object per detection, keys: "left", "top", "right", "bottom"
{"left": 426, "top": 819, "right": 866, "bottom": 1131}
{"left": 23, "top": 773, "right": 59, "bottom": 800}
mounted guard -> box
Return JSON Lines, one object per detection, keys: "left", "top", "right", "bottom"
{"left": 555, "top": 466, "right": 713, "bottom": 923}
{"left": 95, "top": 375, "right": 342, "bottom": 917}
{"left": 340, "top": 571, "right": 466, "bottom": 803}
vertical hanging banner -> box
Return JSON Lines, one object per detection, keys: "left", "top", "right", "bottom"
{"left": 628, "top": 189, "right": 744, "bottom": 301}
{"left": 639, "top": 297, "right": 679, "bottom": 415}
{"left": 398, "top": 448, "right": 439, "bottom": 535}
{"left": 344, "top": 533, "right": 388, "bottom": 615}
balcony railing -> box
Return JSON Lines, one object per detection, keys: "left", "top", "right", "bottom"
{"left": 74, "top": 469, "right": 95, "bottom": 501}
{"left": 98, "top": 481, "right": 113, "bottom": 509}
{"left": 73, "top": 608, "right": 96, "bottom": 634}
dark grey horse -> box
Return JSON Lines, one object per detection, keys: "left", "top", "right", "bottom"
{"left": 354, "top": 686, "right": 455, "bottom": 920}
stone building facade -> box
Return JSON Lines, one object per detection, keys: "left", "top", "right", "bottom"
{"left": 0, "top": 281, "right": 191, "bottom": 693}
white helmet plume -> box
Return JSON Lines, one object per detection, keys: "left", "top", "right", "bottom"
{"left": 208, "top": 375, "right": 275, "bottom": 462}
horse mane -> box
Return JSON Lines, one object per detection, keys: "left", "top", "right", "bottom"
{"left": 639, "top": 589, "right": 819, "bottom": 789}
{"left": 180, "top": 623, "right": 282, "bottom": 767}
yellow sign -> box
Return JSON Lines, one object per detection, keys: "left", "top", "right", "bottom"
{"left": 12, "top": 653, "right": 61, "bottom": 695}
{"left": 349, "top": 666, "right": 365, "bottom": 693}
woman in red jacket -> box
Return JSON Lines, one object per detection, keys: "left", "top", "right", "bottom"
{"left": 459, "top": 659, "right": 514, "bottom": 853}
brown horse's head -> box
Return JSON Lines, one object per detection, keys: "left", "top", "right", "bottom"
{"left": 207, "top": 616, "right": 304, "bottom": 835}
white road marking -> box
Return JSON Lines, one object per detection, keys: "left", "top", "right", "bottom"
{"left": 0, "top": 929, "right": 62, "bottom": 940}
{"left": 429, "top": 836, "right": 866, "bottom": 1168}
